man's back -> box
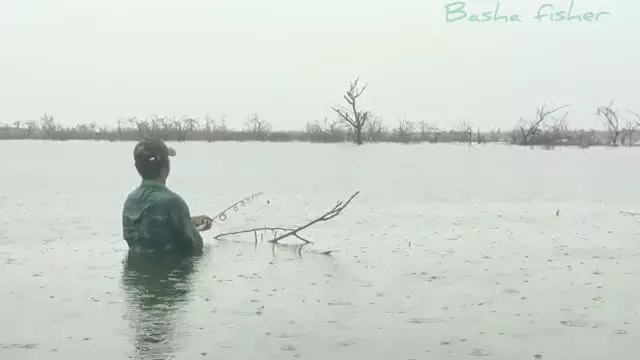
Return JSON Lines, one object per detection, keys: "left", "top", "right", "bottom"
{"left": 122, "top": 180, "right": 202, "bottom": 253}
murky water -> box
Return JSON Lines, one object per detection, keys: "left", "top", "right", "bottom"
{"left": 2, "top": 141, "right": 640, "bottom": 359}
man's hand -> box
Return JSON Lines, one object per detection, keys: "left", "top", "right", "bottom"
{"left": 191, "top": 215, "right": 213, "bottom": 232}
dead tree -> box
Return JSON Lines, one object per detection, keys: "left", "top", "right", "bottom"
{"left": 475, "top": 128, "right": 485, "bottom": 144}
{"left": 458, "top": 121, "right": 473, "bottom": 144}
{"left": 427, "top": 125, "right": 442, "bottom": 143}
{"left": 625, "top": 110, "right": 640, "bottom": 146}
{"left": 394, "top": 118, "right": 415, "bottom": 143}
{"left": 629, "top": 110, "right": 640, "bottom": 126}
{"left": 418, "top": 121, "right": 440, "bottom": 143}
{"left": 515, "top": 104, "right": 569, "bottom": 146}
{"left": 244, "top": 113, "right": 272, "bottom": 140}
{"left": 204, "top": 115, "right": 228, "bottom": 141}
{"left": 622, "top": 121, "right": 637, "bottom": 146}
{"left": 365, "top": 117, "right": 385, "bottom": 142}
{"left": 576, "top": 130, "right": 597, "bottom": 149}
{"left": 489, "top": 128, "right": 501, "bottom": 142}
{"left": 418, "top": 121, "right": 428, "bottom": 142}
{"left": 128, "top": 117, "right": 149, "bottom": 139}
{"left": 213, "top": 191, "right": 360, "bottom": 254}
{"left": 541, "top": 112, "right": 569, "bottom": 149}
{"left": 172, "top": 117, "right": 187, "bottom": 141}
{"left": 331, "top": 78, "right": 371, "bottom": 145}
{"left": 597, "top": 102, "right": 621, "bottom": 146}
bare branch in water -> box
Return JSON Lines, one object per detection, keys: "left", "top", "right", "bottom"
{"left": 212, "top": 191, "right": 360, "bottom": 247}
{"left": 268, "top": 191, "right": 360, "bottom": 244}
{"left": 620, "top": 210, "right": 640, "bottom": 216}
{"left": 213, "top": 227, "right": 294, "bottom": 240}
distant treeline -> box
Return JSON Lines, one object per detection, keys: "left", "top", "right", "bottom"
{"left": 1, "top": 102, "right": 638, "bottom": 149}
{"left": 2, "top": 78, "right": 638, "bottom": 148}
{"left": 0, "top": 113, "right": 630, "bottom": 148}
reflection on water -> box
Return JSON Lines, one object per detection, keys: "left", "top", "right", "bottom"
{"left": 120, "top": 250, "right": 205, "bottom": 360}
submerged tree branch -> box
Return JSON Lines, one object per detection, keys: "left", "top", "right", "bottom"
{"left": 212, "top": 191, "right": 360, "bottom": 246}
{"left": 268, "top": 191, "right": 360, "bottom": 243}
{"left": 213, "top": 227, "right": 293, "bottom": 240}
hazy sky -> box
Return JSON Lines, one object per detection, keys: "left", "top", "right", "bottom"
{"left": 1, "top": 0, "right": 637, "bottom": 131}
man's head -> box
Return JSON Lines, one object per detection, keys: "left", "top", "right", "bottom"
{"left": 133, "top": 138, "right": 176, "bottom": 182}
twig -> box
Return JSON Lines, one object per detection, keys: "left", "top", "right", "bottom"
{"left": 269, "top": 191, "right": 360, "bottom": 243}
{"left": 620, "top": 210, "right": 640, "bottom": 216}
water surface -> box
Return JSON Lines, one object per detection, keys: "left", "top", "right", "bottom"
{"left": 2, "top": 141, "right": 640, "bottom": 359}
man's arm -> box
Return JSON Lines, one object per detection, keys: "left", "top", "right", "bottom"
{"left": 167, "top": 196, "right": 204, "bottom": 250}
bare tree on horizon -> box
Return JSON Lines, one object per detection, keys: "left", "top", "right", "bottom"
{"left": 331, "top": 77, "right": 372, "bottom": 145}
{"left": 244, "top": 113, "right": 272, "bottom": 140}
{"left": 393, "top": 118, "right": 415, "bottom": 143}
{"left": 597, "top": 101, "right": 621, "bottom": 146}
{"left": 458, "top": 121, "right": 473, "bottom": 145}
{"left": 515, "top": 104, "right": 569, "bottom": 146}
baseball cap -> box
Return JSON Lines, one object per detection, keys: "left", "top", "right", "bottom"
{"left": 133, "top": 138, "right": 176, "bottom": 165}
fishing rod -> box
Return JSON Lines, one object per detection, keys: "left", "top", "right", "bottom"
{"left": 211, "top": 192, "right": 264, "bottom": 223}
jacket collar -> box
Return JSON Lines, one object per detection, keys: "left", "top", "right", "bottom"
{"left": 140, "top": 179, "right": 166, "bottom": 188}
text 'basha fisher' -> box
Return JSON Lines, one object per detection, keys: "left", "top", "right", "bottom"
{"left": 445, "top": 0, "right": 611, "bottom": 23}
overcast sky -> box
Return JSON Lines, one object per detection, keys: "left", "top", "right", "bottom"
{"left": 0, "top": 0, "right": 636, "bottom": 131}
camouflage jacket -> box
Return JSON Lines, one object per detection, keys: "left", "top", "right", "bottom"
{"left": 122, "top": 180, "right": 203, "bottom": 253}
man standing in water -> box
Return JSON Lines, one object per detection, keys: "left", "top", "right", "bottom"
{"left": 122, "top": 138, "right": 213, "bottom": 253}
